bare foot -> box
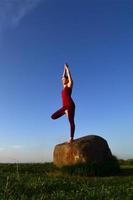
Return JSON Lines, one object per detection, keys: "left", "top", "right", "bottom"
{"left": 66, "top": 138, "right": 74, "bottom": 144}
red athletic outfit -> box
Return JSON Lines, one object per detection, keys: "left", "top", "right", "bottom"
{"left": 51, "top": 86, "right": 75, "bottom": 139}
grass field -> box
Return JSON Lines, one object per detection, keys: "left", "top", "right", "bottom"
{"left": 0, "top": 163, "right": 133, "bottom": 200}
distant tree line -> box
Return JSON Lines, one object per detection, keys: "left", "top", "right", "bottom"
{"left": 118, "top": 159, "right": 133, "bottom": 165}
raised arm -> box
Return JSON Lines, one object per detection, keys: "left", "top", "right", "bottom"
{"left": 62, "top": 66, "right": 66, "bottom": 77}
{"left": 64, "top": 63, "right": 73, "bottom": 88}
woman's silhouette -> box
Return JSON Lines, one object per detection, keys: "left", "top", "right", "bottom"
{"left": 51, "top": 63, "right": 75, "bottom": 143}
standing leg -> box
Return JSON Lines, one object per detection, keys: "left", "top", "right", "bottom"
{"left": 67, "top": 106, "right": 75, "bottom": 141}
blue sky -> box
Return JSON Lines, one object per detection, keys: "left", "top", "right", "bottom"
{"left": 0, "top": 0, "right": 133, "bottom": 162}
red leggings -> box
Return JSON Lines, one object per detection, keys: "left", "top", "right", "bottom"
{"left": 51, "top": 104, "right": 75, "bottom": 139}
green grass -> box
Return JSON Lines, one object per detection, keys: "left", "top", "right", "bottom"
{"left": 60, "top": 156, "right": 120, "bottom": 177}
{"left": 0, "top": 163, "right": 133, "bottom": 200}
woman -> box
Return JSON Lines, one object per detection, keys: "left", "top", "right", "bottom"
{"left": 51, "top": 63, "right": 75, "bottom": 144}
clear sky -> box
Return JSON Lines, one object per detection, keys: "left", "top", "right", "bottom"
{"left": 0, "top": 0, "right": 133, "bottom": 162}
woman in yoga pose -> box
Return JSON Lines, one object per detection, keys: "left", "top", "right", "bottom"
{"left": 51, "top": 63, "right": 75, "bottom": 143}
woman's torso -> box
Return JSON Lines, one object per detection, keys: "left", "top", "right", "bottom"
{"left": 61, "top": 86, "right": 75, "bottom": 106}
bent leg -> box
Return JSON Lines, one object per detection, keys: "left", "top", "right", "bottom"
{"left": 51, "top": 106, "right": 66, "bottom": 120}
